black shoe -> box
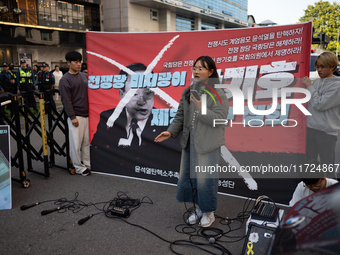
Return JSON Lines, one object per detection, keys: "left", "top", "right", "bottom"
{"left": 81, "top": 168, "right": 92, "bottom": 176}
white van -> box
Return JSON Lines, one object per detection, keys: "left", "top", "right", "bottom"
{"left": 309, "top": 52, "right": 320, "bottom": 81}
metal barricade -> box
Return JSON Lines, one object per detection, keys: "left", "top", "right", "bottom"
{"left": 43, "top": 89, "right": 75, "bottom": 175}
{"left": 0, "top": 93, "right": 29, "bottom": 187}
{"left": 0, "top": 89, "right": 75, "bottom": 187}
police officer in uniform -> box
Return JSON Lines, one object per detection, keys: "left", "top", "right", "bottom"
{"left": 36, "top": 64, "right": 43, "bottom": 88}
{"left": 9, "top": 63, "right": 15, "bottom": 72}
{"left": 37, "top": 62, "right": 56, "bottom": 110}
{"left": 9, "top": 63, "right": 16, "bottom": 78}
{"left": 9, "top": 63, "right": 17, "bottom": 89}
{"left": 0, "top": 62, "right": 17, "bottom": 94}
{"left": 0, "top": 62, "right": 17, "bottom": 115}
{"left": 16, "top": 60, "right": 37, "bottom": 111}
{"left": 33, "top": 64, "right": 39, "bottom": 87}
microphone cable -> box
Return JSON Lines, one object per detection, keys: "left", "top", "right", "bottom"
{"left": 21, "top": 190, "right": 256, "bottom": 254}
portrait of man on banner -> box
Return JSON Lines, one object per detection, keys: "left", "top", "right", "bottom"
{"left": 90, "top": 62, "right": 181, "bottom": 178}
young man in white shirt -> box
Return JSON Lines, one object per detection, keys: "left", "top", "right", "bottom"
{"left": 289, "top": 160, "right": 338, "bottom": 207}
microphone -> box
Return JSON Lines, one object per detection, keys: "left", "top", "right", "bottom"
{"left": 41, "top": 207, "right": 63, "bottom": 216}
{"left": 192, "top": 79, "right": 201, "bottom": 89}
{"left": 78, "top": 215, "right": 93, "bottom": 225}
{"left": 209, "top": 234, "right": 223, "bottom": 244}
{"left": 20, "top": 202, "right": 40, "bottom": 210}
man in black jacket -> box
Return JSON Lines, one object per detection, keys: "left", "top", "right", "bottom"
{"left": 0, "top": 62, "right": 17, "bottom": 115}
{"left": 37, "top": 62, "right": 56, "bottom": 110}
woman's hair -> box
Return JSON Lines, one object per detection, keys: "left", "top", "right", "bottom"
{"left": 314, "top": 51, "right": 338, "bottom": 71}
{"left": 185, "top": 56, "right": 220, "bottom": 103}
{"left": 194, "top": 56, "right": 220, "bottom": 81}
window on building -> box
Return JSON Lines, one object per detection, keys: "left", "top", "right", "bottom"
{"left": 180, "top": 0, "right": 248, "bottom": 22}
{"left": 84, "top": 6, "right": 100, "bottom": 30}
{"left": 36, "top": 0, "right": 98, "bottom": 31}
{"left": 41, "top": 32, "right": 52, "bottom": 41}
{"left": 39, "top": 0, "right": 51, "bottom": 8}
{"left": 58, "top": 15, "right": 67, "bottom": 23}
{"left": 201, "top": 22, "right": 218, "bottom": 30}
{"left": 73, "top": 18, "right": 83, "bottom": 25}
{"left": 40, "top": 14, "right": 51, "bottom": 21}
{"left": 176, "top": 15, "right": 194, "bottom": 31}
{"left": 73, "top": 4, "right": 83, "bottom": 13}
{"left": 150, "top": 9, "right": 158, "bottom": 21}
{"left": 25, "top": 28, "right": 33, "bottom": 39}
{"left": 57, "top": 1, "right": 67, "bottom": 10}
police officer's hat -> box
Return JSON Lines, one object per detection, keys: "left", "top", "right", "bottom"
{"left": 20, "top": 60, "right": 26, "bottom": 64}
{"left": 9, "top": 63, "right": 14, "bottom": 67}
{"left": 42, "top": 62, "right": 49, "bottom": 67}
{"left": 2, "top": 62, "right": 9, "bottom": 67}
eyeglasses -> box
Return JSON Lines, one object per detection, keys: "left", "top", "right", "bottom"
{"left": 191, "top": 67, "right": 207, "bottom": 73}
{"left": 303, "top": 179, "right": 322, "bottom": 190}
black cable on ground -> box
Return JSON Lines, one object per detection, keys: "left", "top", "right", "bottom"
{"left": 21, "top": 191, "right": 258, "bottom": 254}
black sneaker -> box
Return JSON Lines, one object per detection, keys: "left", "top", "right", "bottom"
{"left": 81, "top": 168, "right": 92, "bottom": 176}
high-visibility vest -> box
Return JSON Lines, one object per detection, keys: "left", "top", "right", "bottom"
{"left": 19, "top": 69, "right": 33, "bottom": 84}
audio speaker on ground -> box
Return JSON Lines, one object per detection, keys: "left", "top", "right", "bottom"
{"left": 241, "top": 223, "right": 276, "bottom": 255}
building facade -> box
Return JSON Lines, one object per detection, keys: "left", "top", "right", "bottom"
{"left": 0, "top": 0, "right": 100, "bottom": 68}
{"left": 0, "top": 0, "right": 250, "bottom": 68}
{"left": 102, "top": 0, "right": 249, "bottom": 32}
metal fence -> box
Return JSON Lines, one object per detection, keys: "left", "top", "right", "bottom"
{"left": 0, "top": 90, "right": 75, "bottom": 188}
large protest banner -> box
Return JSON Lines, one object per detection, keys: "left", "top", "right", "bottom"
{"left": 87, "top": 21, "right": 312, "bottom": 205}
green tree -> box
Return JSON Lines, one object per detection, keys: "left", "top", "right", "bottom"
{"left": 299, "top": 0, "right": 340, "bottom": 55}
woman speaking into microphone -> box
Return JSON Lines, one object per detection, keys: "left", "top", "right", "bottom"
{"left": 155, "top": 56, "right": 229, "bottom": 227}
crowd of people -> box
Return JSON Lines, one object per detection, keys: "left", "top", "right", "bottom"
{"left": 0, "top": 60, "right": 87, "bottom": 114}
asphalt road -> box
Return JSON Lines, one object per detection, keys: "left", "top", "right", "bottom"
{"left": 2, "top": 162, "right": 284, "bottom": 255}
{"left": 2, "top": 95, "right": 338, "bottom": 255}
{"left": 1, "top": 123, "right": 288, "bottom": 255}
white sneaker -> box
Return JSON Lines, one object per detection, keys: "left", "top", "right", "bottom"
{"left": 187, "top": 206, "right": 202, "bottom": 225}
{"left": 200, "top": 212, "right": 215, "bottom": 228}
